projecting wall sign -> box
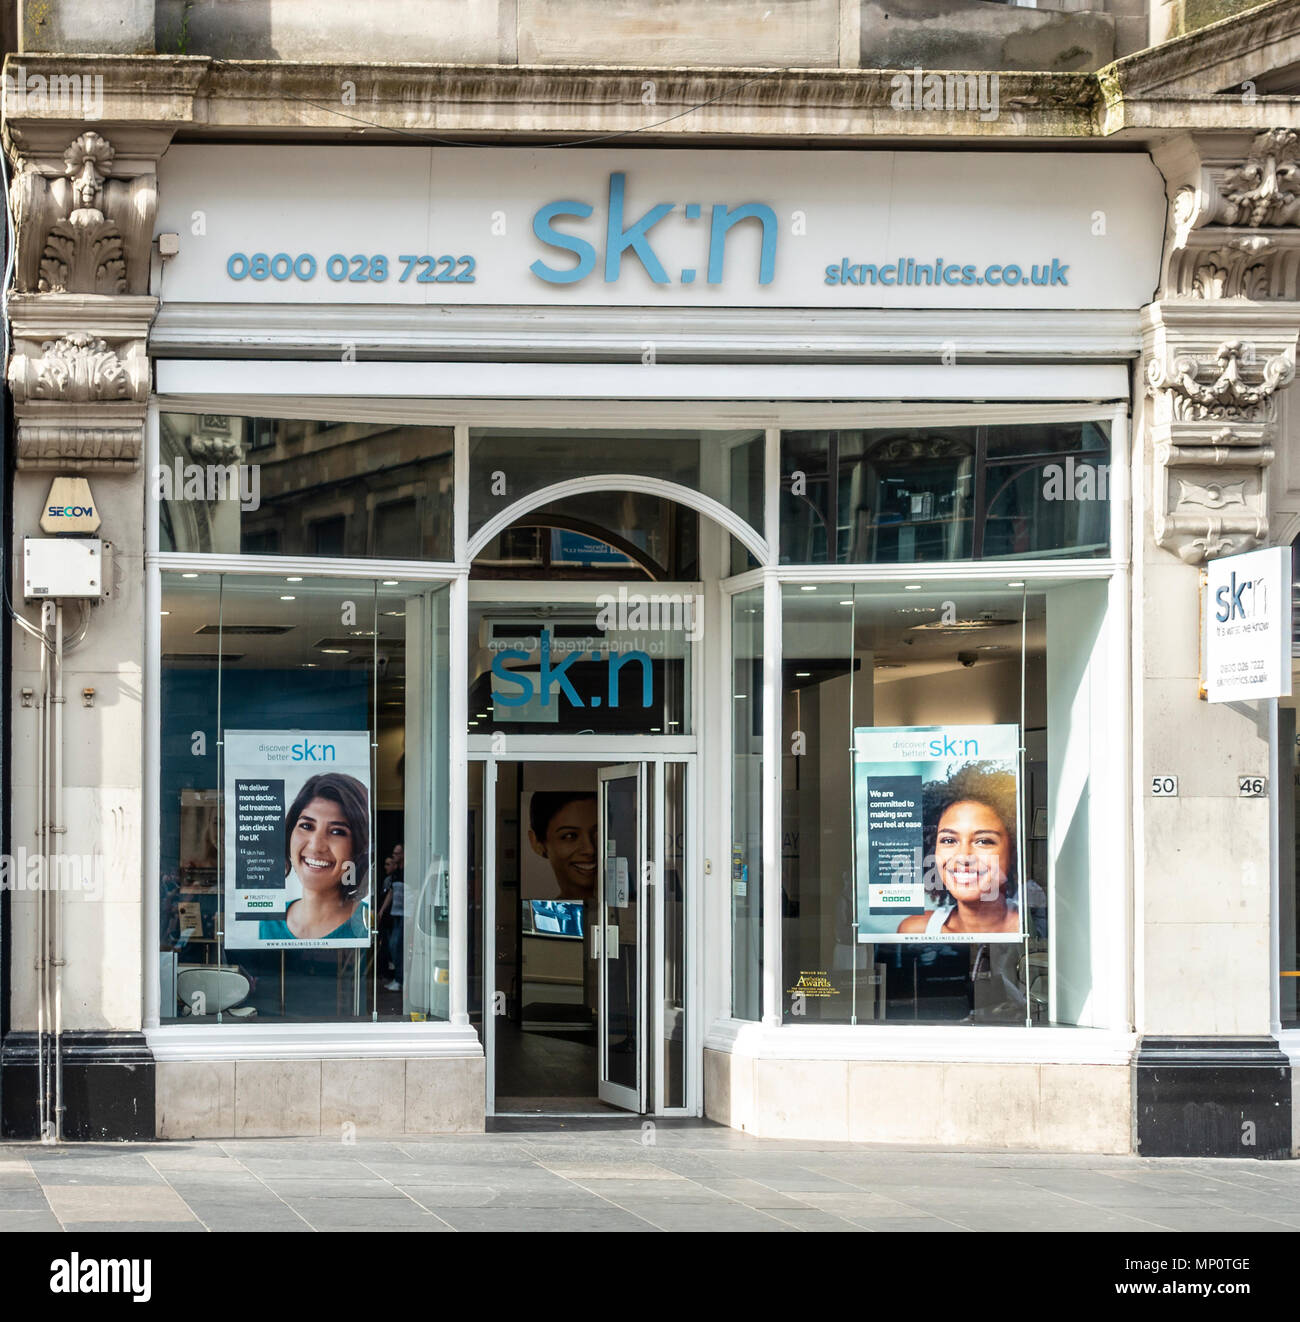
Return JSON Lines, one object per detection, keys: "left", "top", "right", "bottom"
{"left": 155, "top": 146, "right": 1166, "bottom": 310}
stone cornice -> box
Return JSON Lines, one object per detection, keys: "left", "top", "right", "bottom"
{"left": 5, "top": 51, "right": 1300, "bottom": 150}
{"left": 1108, "top": 0, "right": 1300, "bottom": 96}
{"left": 2, "top": 54, "right": 1106, "bottom": 145}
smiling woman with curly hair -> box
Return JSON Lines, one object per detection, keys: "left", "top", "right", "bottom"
{"left": 896, "top": 761, "right": 1020, "bottom": 937}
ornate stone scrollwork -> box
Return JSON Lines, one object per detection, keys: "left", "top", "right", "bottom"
{"left": 1148, "top": 130, "right": 1300, "bottom": 563}
{"left": 8, "top": 331, "right": 149, "bottom": 405}
{"left": 11, "top": 130, "right": 156, "bottom": 297}
{"left": 1146, "top": 341, "right": 1294, "bottom": 421}
{"left": 6, "top": 297, "right": 155, "bottom": 471}
{"left": 1145, "top": 324, "right": 1293, "bottom": 563}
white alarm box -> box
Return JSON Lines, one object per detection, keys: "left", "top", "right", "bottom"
{"left": 23, "top": 537, "right": 107, "bottom": 600}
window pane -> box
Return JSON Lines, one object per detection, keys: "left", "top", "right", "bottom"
{"left": 777, "top": 581, "right": 1105, "bottom": 1027}
{"left": 158, "top": 571, "right": 449, "bottom": 1024}
{"left": 731, "top": 588, "right": 763, "bottom": 1021}
{"left": 780, "top": 421, "right": 1111, "bottom": 565}
{"left": 159, "top": 414, "right": 454, "bottom": 560}
{"left": 468, "top": 593, "right": 694, "bottom": 736}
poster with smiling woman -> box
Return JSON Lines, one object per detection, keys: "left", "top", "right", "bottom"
{"left": 223, "top": 730, "right": 373, "bottom": 950}
{"left": 853, "top": 725, "right": 1023, "bottom": 944}
{"left": 520, "top": 764, "right": 599, "bottom": 902}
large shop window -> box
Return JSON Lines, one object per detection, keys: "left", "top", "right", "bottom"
{"left": 780, "top": 579, "right": 1113, "bottom": 1027}
{"left": 158, "top": 572, "right": 450, "bottom": 1024}
{"left": 159, "top": 413, "right": 455, "bottom": 560}
{"left": 780, "top": 421, "right": 1111, "bottom": 564}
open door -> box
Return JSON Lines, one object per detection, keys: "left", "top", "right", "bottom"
{"left": 597, "top": 763, "right": 645, "bottom": 1111}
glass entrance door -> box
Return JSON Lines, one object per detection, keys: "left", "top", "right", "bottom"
{"left": 597, "top": 764, "right": 645, "bottom": 1111}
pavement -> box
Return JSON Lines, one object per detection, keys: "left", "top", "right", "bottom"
{"left": 2, "top": 1117, "right": 1300, "bottom": 1232}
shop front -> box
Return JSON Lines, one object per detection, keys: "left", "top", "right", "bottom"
{"left": 14, "top": 122, "right": 1250, "bottom": 1150}
{"left": 107, "top": 141, "right": 1162, "bottom": 1142}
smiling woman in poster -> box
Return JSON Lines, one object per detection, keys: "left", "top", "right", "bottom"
{"left": 258, "top": 772, "right": 371, "bottom": 942}
{"left": 897, "top": 762, "right": 1020, "bottom": 937}
{"left": 527, "top": 791, "right": 598, "bottom": 900}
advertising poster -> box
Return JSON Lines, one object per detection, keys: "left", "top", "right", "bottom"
{"left": 520, "top": 763, "right": 600, "bottom": 902}
{"left": 223, "top": 730, "right": 373, "bottom": 950}
{"left": 854, "top": 725, "right": 1023, "bottom": 944}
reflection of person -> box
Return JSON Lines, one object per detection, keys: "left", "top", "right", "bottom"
{"left": 528, "top": 792, "right": 597, "bottom": 900}
{"left": 377, "top": 848, "right": 405, "bottom": 991}
{"left": 258, "top": 773, "right": 371, "bottom": 941}
{"left": 898, "top": 762, "right": 1019, "bottom": 937}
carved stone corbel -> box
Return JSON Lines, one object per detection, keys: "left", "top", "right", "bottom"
{"left": 6, "top": 293, "right": 155, "bottom": 470}
{"left": 1145, "top": 320, "right": 1296, "bottom": 562}
{"left": 1161, "top": 129, "right": 1300, "bottom": 301}
{"left": 4, "top": 123, "right": 163, "bottom": 471}
{"left": 1147, "top": 130, "right": 1300, "bottom": 563}
{"left": 10, "top": 130, "right": 156, "bottom": 296}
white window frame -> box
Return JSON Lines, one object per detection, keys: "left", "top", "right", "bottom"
{"left": 143, "top": 382, "right": 1133, "bottom": 1070}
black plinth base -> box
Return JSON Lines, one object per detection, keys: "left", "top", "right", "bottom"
{"left": 1135, "top": 1036, "right": 1291, "bottom": 1159}
{"left": 1, "top": 1031, "right": 155, "bottom": 1141}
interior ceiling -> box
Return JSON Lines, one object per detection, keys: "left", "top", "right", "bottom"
{"left": 782, "top": 586, "right": 1047, "bottom": 683}
{"left": 161, "top": 577, "right": 409, "bottom": 702}
{"left": 163, "top": 576, "right": 1053, "bottom": 694}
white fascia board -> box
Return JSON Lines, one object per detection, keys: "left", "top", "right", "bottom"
{"left": 156, "top": 360, "right": 1130, "bottom": 401}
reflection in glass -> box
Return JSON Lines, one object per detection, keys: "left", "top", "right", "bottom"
{"left": 780, "top": 421, "right": 1110, "bottom": 565}
{"left": 731, "top": 589, "right": 764, "bottom": 1021}
{"left": 159, "top": 413, "right": 454, "bottom": 560}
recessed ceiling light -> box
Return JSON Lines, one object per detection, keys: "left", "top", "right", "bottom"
{"left": 1007, "top": 581, "right": 1025, "bottom": 588}
{"left": 319, "top": 647, "right": 350, "bottom": 655}
{"left": 903, "top": 584, "right": 921, "bottom": 591}
{"left": 382, "top": 579, "right": 400, "bottom": 586}
{"left": 796, "top": 671, "right": 811, "bottom": 678}
{"left": 300, "top": 662, "right": 317, "bottom": 668}
{"left": 734, "top": 694, "right": 746, "bottom": 699}
{"left": 160, "top": 610, "right": 170, "bottom": 616}
{"left": 977, "top": 644, "right": 1009, "bottom": 651}
{"left": 280, "top": 595, "right": 296, "bottom": 601}
{"left": 839, "top": 600, "right": 853, "bottom": 606}
{"left": 286, "top": 576, "right": 303, "bottom": 583}
{"left": 382, "top": 611, "right": 405, "bottom": 618}
{"left": 181, "top": 572, "right": 198, "bottom": 579}
{"left": 800, "top": 585, "right": 817, "bottom": 591}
